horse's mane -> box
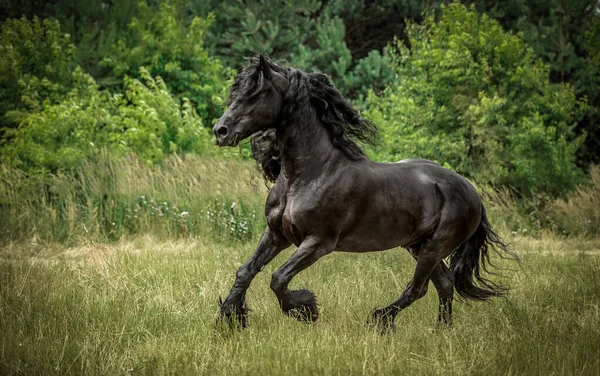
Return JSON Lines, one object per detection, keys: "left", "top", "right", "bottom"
{"left": 231, "top": 57, "right": 378, "bottom": 183}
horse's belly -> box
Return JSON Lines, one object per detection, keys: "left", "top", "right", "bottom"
{"left": 335, "top": 215, "right": 420, "bottom": 252}
{"left": 335, "top": 235, "right": 407, "bottom": 253}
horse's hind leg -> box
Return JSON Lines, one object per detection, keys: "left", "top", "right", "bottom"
{"left": 270, "top": 238, "right": 332, "bottom": 322}
{"left": 218, "top": 227, "right": 290, "bottom": 327}
{"left": 407, "top": 245, "right": 453, "bottom": 326}
{"left": 370, "top": 240, "right": 446, "bottom": 331}
{"left": 430, "top": 262, "right": 455, "bottom": 327}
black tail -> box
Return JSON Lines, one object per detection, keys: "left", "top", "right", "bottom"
{"left": 450, "top": 205, "right": 516, "bottom": 301}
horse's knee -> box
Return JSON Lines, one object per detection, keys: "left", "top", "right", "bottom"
{"left": 236, "top": 265, "right": 250, "bottom": 281}
{"left": 401, "top": 284, "right": 426, "bottom": 303}
{"left": 405, "top": 280, "right": 428, "bottom": 299}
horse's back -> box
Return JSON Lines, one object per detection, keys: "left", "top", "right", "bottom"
{"left": 397, "top": 158, "right": 439, "bottom": 166}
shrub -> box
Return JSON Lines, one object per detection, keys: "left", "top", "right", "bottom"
{"left": 101, "top": 0, "right": 232, "bottom": 125}
{"left": 365, "top": 2, "right": 586, "bottom": 196}
{"left": 0, "top": 67, "right": 215, "bottom": 173}
{"left": 0, "top": 17, "right": 76, "bottom": 127}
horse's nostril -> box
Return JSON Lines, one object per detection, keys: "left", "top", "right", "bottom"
{"left": 217, "top": 126, "right": 228, "bottom": 137}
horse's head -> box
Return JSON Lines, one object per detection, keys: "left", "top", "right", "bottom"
{"left": 213, "top": 55, "right": 289, "bottom": 147}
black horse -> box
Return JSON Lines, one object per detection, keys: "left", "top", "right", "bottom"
{"left": 214, "top": 55, "right": 513, "bottom": 330}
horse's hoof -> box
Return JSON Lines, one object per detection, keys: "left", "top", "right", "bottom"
{"left": 284, "top": 289, "right": 319, "bottom": 323}
{"left": 216, "top": 298, "right": 249, "bottom": 329}
{"left": 367, "top": 308, "right": 395, "bottom": 334}
{"left": 435, "top": 319, "right": 453, "bottom": 330}
{"left": 289, "top": 303, "right": 319, "bottom": 322}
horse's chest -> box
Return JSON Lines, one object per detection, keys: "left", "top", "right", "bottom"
{"left": 265, "top": 194, "right": 302, "bottom": 246}
{"left": 281, "top": 201, "right": 302, "bottom": 246}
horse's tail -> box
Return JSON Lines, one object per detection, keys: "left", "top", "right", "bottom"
{"left": 450, "top": 204, "right": 516, "bottom": 301}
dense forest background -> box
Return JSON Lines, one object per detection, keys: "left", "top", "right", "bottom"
{"left": 1, "top": 0, "right": 599, "bottom": 242}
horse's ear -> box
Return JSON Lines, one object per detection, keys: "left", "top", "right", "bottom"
{"left": 258, "top": 54, "right": 272, "bottom": 78}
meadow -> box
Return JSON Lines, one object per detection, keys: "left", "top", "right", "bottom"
{"left": 1, "top": 234, "right": 599, "bottom": 375}
{"left": 2, "top": 2, "right": 600, "bottom": 374}
{"left": 1, "top": 156, "right": 599, "bottom": 375}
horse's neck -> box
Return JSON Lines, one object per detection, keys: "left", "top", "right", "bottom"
{"left": 277, "top": 109, "right": 341, "bottom": 183}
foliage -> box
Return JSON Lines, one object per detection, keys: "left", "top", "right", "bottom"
{"left": 0, "top": 67, "right": 214, "bottom": 172}
{"left": 0, "top": 16, "right": 76, "bottom": 128}
{"left": 0, "top": 0, "right": 599, "bottom": 203}
{"left": 101, "top": 0, "right": 232, "bottom": 124}
{"left": 366, "top": 3, "right": 586, "bottom": 196}
{"left": 3, "top": 0, "right": 600, "bottom": 167}
{"left": 579, "top": 14, "right": 600, "bottom": 165}
{"left": 202, "top": 0, "right": 321, "bottom": 66}
{"left": 193, "top": 0, "right": 394, "bottom": 98}
{"left": 464, "top": 0, "right": 600, "bottom": 166}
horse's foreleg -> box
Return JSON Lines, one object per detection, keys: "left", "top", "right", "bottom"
{"left": 371, "top": 241, "right": 442, "bottom": 331}
{"left": 430, "top": 261, "right": 455, "bottom": 327}
{"left": 270, "top": 237, "right": 332, "bottom": 322}
{"left": 218, "top": 227, "right": 290, "bottom": 327}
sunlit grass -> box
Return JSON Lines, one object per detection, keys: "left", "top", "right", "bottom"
{"left": 2, "top": 153, "right": 599, "bottom": 248}
{"left": 0, "top": 151, "right": 268, "bottom": 245}
{"left": 1, "top": 235, "right": 599, "bottom": 375}
{"left": 2, "top": 153, "right": 600, "bottom": 374}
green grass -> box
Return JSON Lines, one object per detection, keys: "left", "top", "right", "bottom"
{"left": 2, "top": 153, "right": 600, "bottom": 374}
{"left": 0, "top": 152, "right": 268, "bottom": 245}
{"left": 2, "top": 153, "right": 599, "bottom": 249}
{"left": 1, "top": 235, "right": 599, "bottom": 375}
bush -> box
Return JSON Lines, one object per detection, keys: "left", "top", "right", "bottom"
{"left": 0, "top": 17, "right": 76, "bottom": 128}
{"left": 365, "top": 2, "right": 586, "bottom": 196}
{"left": 1, "top": 67, "right": 215, "bottom": 173}
{"left": 101, "top": 0, "right": 232, "bottom": 125}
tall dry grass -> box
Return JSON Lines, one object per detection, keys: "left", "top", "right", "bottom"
{"left": 480, "top": 165, "right": 600, "bottom": 238}
{"left": 0, "top": 151, "right": 269, "bottom": 245}
{"left": 549, "top": 165, "right": 600, "bottom": 236}
{"left": 2, "top": 151, "right": 598, "bottom": 247}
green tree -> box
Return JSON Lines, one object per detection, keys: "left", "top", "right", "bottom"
{"left": 101, "top": 0, "right": 231, "bottom": 125}
{"left": 1, "top": 67, "right": 214, "bottom": 173}
{"left": 190, "top": 0, "right": 394, "bottom": 98}
{"left": 465, "top": 0, "right": 600, "bottom": 165}
{"left": 366, "top": 2, "right": 585, "bottom": 196}
{"left": 0, "top": 17, "right": 76, "bottom": 128}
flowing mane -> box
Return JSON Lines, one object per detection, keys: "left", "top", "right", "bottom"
{"left": 227, "top": 57, "right": 378, "bottom": 183}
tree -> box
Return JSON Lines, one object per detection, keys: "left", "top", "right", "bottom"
{"left": 101, "top": 0, "right": 231, "bottom": 125}
{"left": 0, "top": 17, "right": 76, "bottom": 128}
{"left": 366, "top": 2, "right": 585, "bottom": 196}
{"left": 189, "top": 0, "right": 394, "bottom": 98}
{"left": 465, "top": 0, "right": 600, "bottom": 166}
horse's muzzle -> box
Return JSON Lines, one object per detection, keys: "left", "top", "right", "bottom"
{"left": 214, "top": 130, "right": 241, "bottom": 147}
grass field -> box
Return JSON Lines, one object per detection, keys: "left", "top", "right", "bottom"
{"left": 1, "top": 235, "right": 599, "bottom": 375}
